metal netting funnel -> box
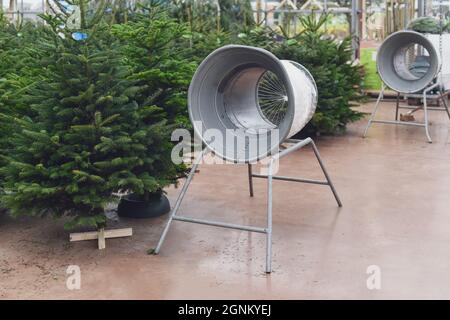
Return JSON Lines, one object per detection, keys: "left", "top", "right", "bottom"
{"left": 377, "top": 31, "right": 441, "bottom": 94}
{"left": 155, "top": 47, "right": 341, "bottom": 273}
{"left": 188, "top": 45, "right": 317, "bottom": 163}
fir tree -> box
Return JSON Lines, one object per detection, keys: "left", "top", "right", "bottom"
{"left": 0, "top": 16, "right": 46, "bottom": 176}
{"left": 112, "top": 1, "right": 197, "bottom": 128}
{"left": 0, "top": 1, "right": 182, "bottom": 229}
{"left": 234, "top": 14, "right": 364, "bottom": 135}
{"left": 273, "top": 14, "right": 364, "bottom": 135}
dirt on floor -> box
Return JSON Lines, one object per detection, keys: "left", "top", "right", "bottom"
{"left": 1, "top": 101, "right": 450, "bottom": 299}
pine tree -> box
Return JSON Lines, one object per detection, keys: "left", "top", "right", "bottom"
{"left": 229, "top": 14, "right": 364, "bottom": 135}
{"left": 0, "top": 16, "right": 46, "bottom": 180}
{"left": 274, "top": 14, "right": 364, "bottom": 135}
{"left": 112, "top": 1, "right": 197, "bottom": 128}
{"left": 0, "top": 1, "right": 182, "bottom": 229}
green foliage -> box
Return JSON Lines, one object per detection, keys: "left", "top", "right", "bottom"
{"left": 275, "top": 15, "right": 364, "bottom": 135}
{"left": 0, "top": 17, "right": 47, "bottom": 168}
{"left": 360, "top": 48, "right": 382, "bottom": 90}
{"left": 187, "top": 29, "right": 232, "bottom": 63}
{"left": 183, "top": 14, "right": 364, "bottom": 135}
{"left": 0, "top": 4, "right": 364, "bottom": 230}
{"left": 234, "top": 25, "right": 277, "bottom": 49}
{"left": 168, "top": 0, "right": 254, "bottom": 33}
{"left": 0, "top": 2, "right": 185, "bottom": 229}
{"left": 235, "top": 14, "right": 364, "bottom": 135}
{"left": 112, "top": 2, "right": 197, "bottom": 128}
{"left": 407, "top": 17, "right": 450, "bottom": 34}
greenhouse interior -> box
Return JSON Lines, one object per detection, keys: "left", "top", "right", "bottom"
{"left": 0, "top": 0, "right": 450, "bottom": 302}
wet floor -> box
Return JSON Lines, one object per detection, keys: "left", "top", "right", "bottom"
{"left": 1, "top": 101, "right": 450, "bottom": 299}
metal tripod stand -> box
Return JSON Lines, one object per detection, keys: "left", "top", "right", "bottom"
{"left": 154, "top": 138, "right": 342, "bottom": 273}
{"left": 363, "top": 83, "right": 450, "bottom": 143}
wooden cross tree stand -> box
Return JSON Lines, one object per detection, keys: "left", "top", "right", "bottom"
{"left": 70, "top": 227, "right": 133, "bottom": 249}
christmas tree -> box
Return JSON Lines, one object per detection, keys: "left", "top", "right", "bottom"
{"left": 272, "top": 14, "right": 364, "bottom": 135}
{"left": 0, "top": 0, "right": 183, "bottom": 229}
{"left": 207, "top": 13, "right": 364, "bottom": 135}
{"left": 0, "top": 16, "right": 46, "bottom": 185}
{"left": 112, "top": 1, "right": 197, "bottom": 128}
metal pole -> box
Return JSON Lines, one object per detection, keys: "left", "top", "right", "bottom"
{"left": 153, "top": 148, "right": 207, "bottom": 254}
{"left": 439, "top": 90, "right": 450, "bottom": 119}
{"left": 351, "top": 0, "right": 360, "bottom": 59}
{"left": 264, "top": 0, "right": 268, "bottom": 26}
{"left": 173, "top": 215, "right": 267, "bottom": 233}
{"left": 363, "top": 83, "right": 385, "bottom": 137}
{"left": 372, "top": 120, "right": 427, "bottom": 126}
{"left": 310, "top": 140, "right": 343, "bottom": 207}
{"left": 361, "top": 0, "right": 366, "bottom": 40}
{"left": 252, "top": 174, "right": 329, "bottom": 185}
{"left": 256, "top": 0, "right": 261, "bottom": 24}
{"left": 253, "top": 138, "right": 342, "bottom": 206}
{"left": 153, "top": 138, "right": 342, "bottom": 273}
{"left": 403, "top": 1, "right": 409, "bottom": 28}
{"left": 248, "top": 163, "right": 254, "bottom": 197}
{"left": 274, "top": 137, "right": 312, "bottom": 159}
{"left": 397, "top": 104, "right": 450, "bottom": 111}
{"left": 422, "top": 84, "right": 439, "bottom": 143}
{"left": 266, "top": 159, "right": 273, "bottom": 273}
{"left": 423, "top": 92, "right": 431, "bottom": 143}
{"left": 395, "top": 91, "right": 401, "bottom": 121}
{"left": 418, "top": 0, "right": 425, "bottom": 17}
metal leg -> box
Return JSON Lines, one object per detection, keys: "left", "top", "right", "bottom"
{"left": 310, "top": 140, "right": 343, "bottom": 207}
{"left": 395, "top": 91, "right": 400, "bottom": 121}
{"left": 261, "top": 138, "right": 342, "bottom": 273}
{"left": 253, "top": 138, "right": 342, "bottom": 208}
{"left": 153, "top": 149, "right": 207, "bottom": 254}
{"left": 248, "top": 163, "right": 254, "bottom": 197}
{"left": 365, "top": 82, "right": 440, "bottom": 143}
{"left": 266, "top": 160, "right": 273, "bottom": 273}
{"left": 439, "top": 91, "right": 450, "bottom": 120}
{"left": 363, "top": 84, "right": 385, "bottom": 138}
{"left": 423, "top": 93, "right": 432, "bottom": 143}
{"left": 154, "top": 139, "right": 342, "bottom": 274}
{"left": 423, "top": 87, "right": 434, "bottom": 143}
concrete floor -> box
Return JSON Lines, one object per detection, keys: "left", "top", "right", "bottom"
{"left": 1, "top": 101, "right": 450, "bottom": 299}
